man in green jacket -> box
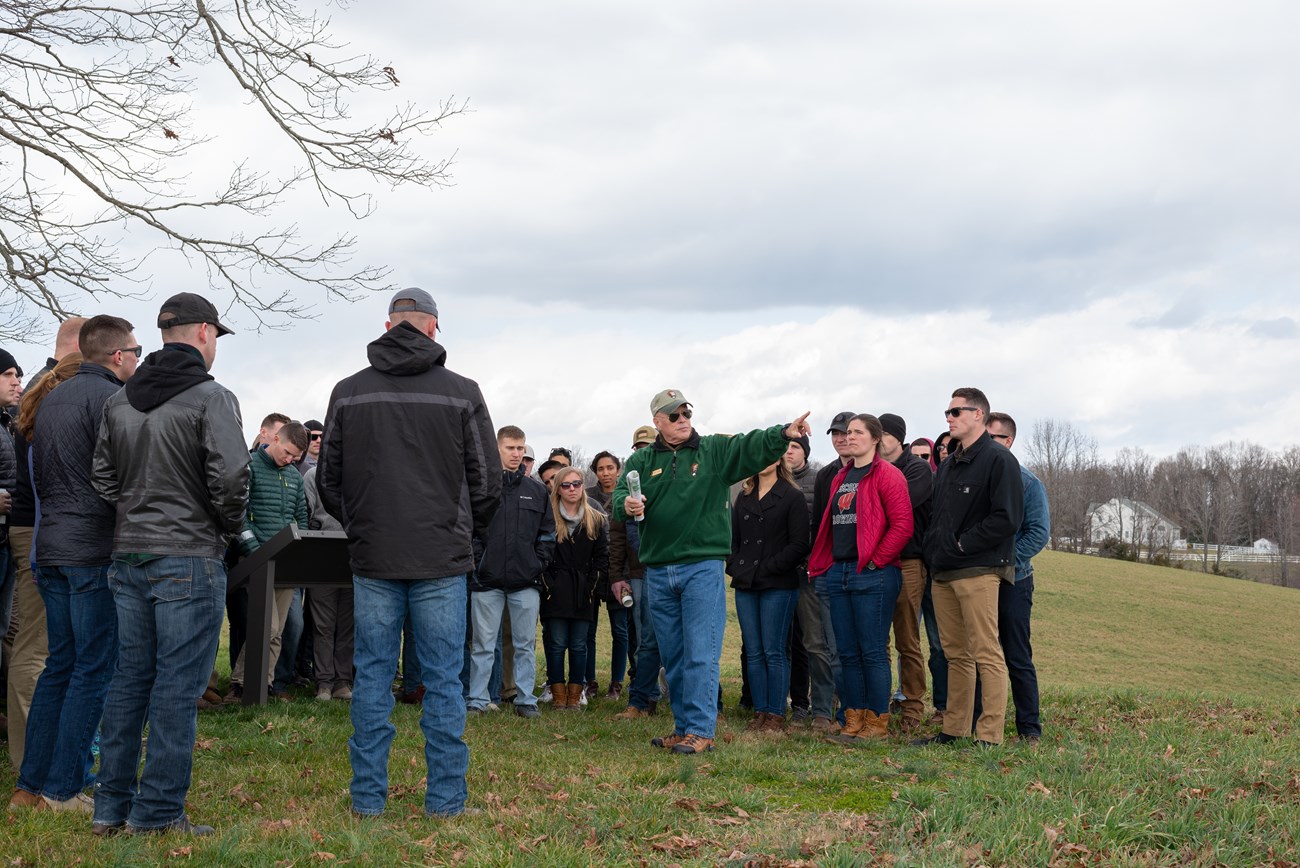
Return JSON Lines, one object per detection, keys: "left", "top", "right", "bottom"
{"left": 613, "top": 389, "right": 810, "bottom": 754}
{"left": 225, "top": 422, "right": 309, "bottom": 702}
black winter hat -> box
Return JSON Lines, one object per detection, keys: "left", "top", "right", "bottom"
{"left": 879, "top": 413, "right": 907, "bottom": 444}
{"left": 0, "top": 348, "right": 22, "bottom": 378}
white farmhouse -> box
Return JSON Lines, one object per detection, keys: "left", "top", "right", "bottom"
{"left": 1086, "top": 497, "right": 1184, "bottom": 548}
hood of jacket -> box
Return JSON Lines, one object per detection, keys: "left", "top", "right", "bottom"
{"left": 367, "top": 321, "right": 448, "bottom": 376}
{"left": 124, "top": 343, "right": 213, "bottom": 412}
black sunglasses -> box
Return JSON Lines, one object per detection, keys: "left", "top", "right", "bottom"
{"left": 558, "top": 480, "right": 583, "bottom": 490}
{"left": 668, "top": 408, "right": 693, "bottom": 423}
{"left": 309, "top": 433, "right": 322, "bottom": 441}
{"left": 115, "top": 346, "right": 144, "bottom": 358}
{"left": 944, "top": 406, "right": 979, "bottom": 419}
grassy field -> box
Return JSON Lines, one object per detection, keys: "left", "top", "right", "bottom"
{"left": 4, "top": 550, "right": 1300, "bottom": 866}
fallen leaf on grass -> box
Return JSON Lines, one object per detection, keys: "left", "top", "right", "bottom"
{"left": 547, "top": 790, "right": 570, "bottom": 803}
{"left": 194, "top": 738, "right": 217, "bottom": 750}
{"left": 167, "top": 846, "right": 192, "bottom": 858}
{"left": 674, "top": 798, "right": 701, "bottom": 812}
{"left": 1027, "top": 781, "right": 1051, "bottom": 796}
{"left": 261, "top": 721, "right": 274, "bottom": 734}
{"left": 552, "top": 733, "right": 568, "bottom": 740}
{"left": 709, "top": 816, "right": 744, "bottom": 826}
{"left": 517, "top": 834, "right": 549, "bottom": 853}
{"left": 310, "top": 854, "right": 336, "bottom": 862}
{"left": 1163, "top": 744, "right": 1175, "bottom": 760}
{"left": 263, "top": 818, "right": 294, "bottom": 832}
{"left": 487, "top": 771, "right": 499, "bottom": 783}
{"left": 1043, "top": 824, "right": 1062, "bottom": 843}
{"left": 881, "top": 756, "right": 903, "bottom": 769}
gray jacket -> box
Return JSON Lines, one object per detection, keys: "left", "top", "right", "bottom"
{"left": 92, "top": 345, "right": 250, "bottom": 559}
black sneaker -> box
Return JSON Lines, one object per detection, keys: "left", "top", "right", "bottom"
{"left": 91, "top": 821, "right": 125, "bottom": 837}
{"left": 514, "top": 704, "right": 540, "bottom": 719}
{"left": 910, "top": 732, "right": 960, "bottom": 747}
{"left": 128, "top": 816, "right": 215, "bottom": 836}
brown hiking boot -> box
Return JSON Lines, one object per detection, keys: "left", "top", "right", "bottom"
{"left": 651, "top": 732, "right": 686, "bottom": 749}
{"left": 826, "top": 709, "right": 867, "bottom": 744}
{"left": 8, "top": 789, "right": 46, "bottom": 812}
{"left": 614, "top": 705, "right": 652, "bottom": 720}
{"left": 549, "top": 683, "right": 568, "bottom": 710}
{"left": 671, "top": 734, "right": 714, "bottom": 754}
{"left": 566, "top": 683, "right": 585, "bottom": 709}
{"left": 604, "top": 681, "right": 623, "bottom": 700}
{"left": 811, "top": 715, "right": 837, "bottom": 733}
{"left": 761, "top": 713, "right": 788, "bottom": 733}
{"left": 861, "top": 711, "right": 890, "bottom": 739}
{"left": 744, "top": 712, "right": 767, "bottom": 732}
{"left": 927, "top": 709, "right": 945, "bottom": 726}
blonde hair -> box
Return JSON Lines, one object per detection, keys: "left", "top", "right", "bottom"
{"left": 551, "top": 466, "right": 606, "bottom": 543}
{"left": 740, "top": 459, "right": 795, "bottom": 496}
{"left": 16, "top": 353, "right": 84, "bottom": 440}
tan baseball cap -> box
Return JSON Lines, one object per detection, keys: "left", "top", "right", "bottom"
{"left": 632, "top": 425, "right": 656, "bottom": 448}
{"left": 650, "top": 388, "right": 690, "bottom": 416}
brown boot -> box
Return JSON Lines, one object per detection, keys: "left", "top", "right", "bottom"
{"left": 826, "top": 709, "right": 866, "bottom": 744}
{"left": 566, "top": 683, "right": 585, "bottom": 709}
{"left": 745, "top": 712, "right": 767, "bottom": 732}
{"left": 761, "top": 712, "right": 788, "bottom": 733}
{"left": 550, "top": 683, "right": 569, "bottom": 710}
{"left": 862, "top": 711, "right": 890, "bottom": 739}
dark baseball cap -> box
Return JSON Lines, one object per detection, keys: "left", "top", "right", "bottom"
{"left": 826, "top": 411, "right": 856, "bottom": 434}
{"left": 157, "top": 292, "right": 234, "bottom": 337}
{"left": 389, "top": 287, "right": 439, "bottom": 319}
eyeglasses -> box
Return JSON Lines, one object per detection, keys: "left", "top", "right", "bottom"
{"left": 668, "top": 409, "right": 693, "bottom": 423}
{"left": 115, "top": 346, "right": 144, "bottom": 358}
{"left": 944, "top": 406, "right": 979, "bottom": 418}
{"left": 309, "top": 433, "right": 322, "bottom": 441}
{"left": 913, "top": 451, "right": 932, "bottom": 460}
{"left": 989, "top": 433, "right": 1010, "bottom": 441}
{"left": 558, "top": 480, "right": 584, "bottom": 490}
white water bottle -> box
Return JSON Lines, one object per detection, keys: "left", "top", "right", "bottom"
{"left": 626, "top": 470, "right": 644, "bottom": 523}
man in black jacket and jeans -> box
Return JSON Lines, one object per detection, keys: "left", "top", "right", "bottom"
{"left": 916, "top": 387, "right": 1022, "bottom": 748}
{"left": 92, "top": 294, "right": 249, "bottom": 835}
{"left": 466, "top": 425, "right": 554, "bottom": 719}
{"left": 319, "top": 288, "right": 500, "bottom": 819}
{"left": 11, "top": 316, "right": 138, "bottom": 816}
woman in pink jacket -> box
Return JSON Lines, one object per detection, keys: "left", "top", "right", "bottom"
{"left": 808, "top": 414, "right": 913, "bottom": 743}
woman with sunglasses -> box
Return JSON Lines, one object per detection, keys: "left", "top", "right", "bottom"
{"left": 933, "top": 432, "right": 952, "bottom": 464}
{"left": 808, "top": 414, "right": 913, "bottom": 743}
{"left": 540, "top": 466, "right": 609, "bottom": 710}
{"left": 728, "top": 458, "right": 810, "bottom": 732}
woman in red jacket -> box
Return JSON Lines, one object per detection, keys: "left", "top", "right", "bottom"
{"left": 808, "top": 414, "right": 913, "bottom": 742}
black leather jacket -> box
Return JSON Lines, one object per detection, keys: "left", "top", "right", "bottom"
{"left": 92, "top": 346, "right": 250, "bottom": 559}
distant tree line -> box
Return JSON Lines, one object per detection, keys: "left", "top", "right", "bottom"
{"left": 1023, "top": 420, "right": 1300, "bottom": 587}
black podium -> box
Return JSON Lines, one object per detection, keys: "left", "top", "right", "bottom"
{"left": 227, "top": 524, "right": 351, "bottom": 706}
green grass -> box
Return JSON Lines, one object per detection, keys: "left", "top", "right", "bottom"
{"left": 4, "top": 550, "right": 1300, "bottom": 865}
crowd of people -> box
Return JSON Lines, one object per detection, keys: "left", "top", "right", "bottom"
{"left": 0, "top": 287, "right": 1050, "bottom": 833}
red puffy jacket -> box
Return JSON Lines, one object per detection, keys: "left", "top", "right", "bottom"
{"left": 808, "top": 458, "right": 913, "bottom": 577}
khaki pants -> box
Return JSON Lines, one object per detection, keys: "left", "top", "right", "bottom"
{"left": 933, "top": 573, "right": 1007, "bottom": 743}
{"left": 891, "top": 557, "right": 927, "bottom": 722}
{"left": 231, "top": 587, "right": 294, "bottom": 688}
{"left": 5, "top": 527, "right": 46, "bottom": 770}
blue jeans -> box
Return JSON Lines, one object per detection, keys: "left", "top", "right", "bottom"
{"left": 456, "top": 594, "right": 502, "bottom": 702}
{"left": 543, "top": 618, "right": 588, "bottom": 684}
{"left": 351, "top": 575, "right": 469, "bottom": 817}
{"left": 734, "top": 588, "right": 798, "bottom": 716}
{"left": 94, "top": 557, "right": 225, "bottom": 830}
{"left": 626, "top": 577, "right": 661, "bottom": 710}
{"left": 272, "top": 587, "right": 304, "bottom": 690}
{"left": 817, "top": 563, "right": 901, "bottom": 715}
{"left": 584, "top": 606, "right": 630, "bottom": 684}
{"left": 18, "top": 564, "right": 116, "bottom": 801}
{"left": 921, "top": 572, "right": 948, "bottom": 711}
{"left": 645, "top": 560, "right": 727, "bottom": 739}
{"left": 468, "top": 588, "right": 539, "bottom": 709}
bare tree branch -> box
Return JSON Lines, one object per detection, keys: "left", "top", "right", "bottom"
{"left": 0, "top": 0, "right": 465, "bottom": 340}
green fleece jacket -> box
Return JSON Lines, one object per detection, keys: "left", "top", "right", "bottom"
{"left": 612, "top": 424, "right": 789, "bottom": 567}
{"left": 239, "top": 447, "right": 309, "bottom": 555}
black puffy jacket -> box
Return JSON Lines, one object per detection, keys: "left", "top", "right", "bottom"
{"left": 541, "top": 508, "right": 608, "bottom": 622}
{"left": 34, "top": 364, "right": 124, "bottom": 565}
{"left": 472, "top": 467, "right": 555, "bottom": 592}
{"left": 318, "top": 322, "right": 502, "bottom": 581}
{"left": 93, "top": 346, "right": 250, "bottom": 559}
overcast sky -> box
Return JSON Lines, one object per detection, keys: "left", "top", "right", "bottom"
{"left": 8, "top": 1, "right": 1299, "bottom": 464}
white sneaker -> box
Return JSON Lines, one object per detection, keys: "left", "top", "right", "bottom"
{"left": 540, "top": 686, "right": 553, "bottom": 703}
{"left": 485, "top": 702, "right": 500, "bottom": 713}
{"left": 578, "top": 690, "right": 588, "bottom": 707}
{"left": 316, "top": 687, "right": 332, "bottom": 702}
{"left": 43, "top": 793, "right": 94, "bottom": 814}
{"left": 332, "top": 685, "right": 353, "bottom": 701}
